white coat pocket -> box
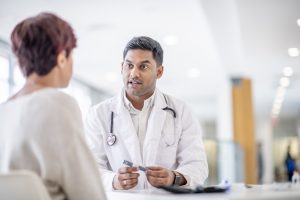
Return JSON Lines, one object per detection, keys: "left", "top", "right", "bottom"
{"left": 157, "top": 134, "right": 177, "bottom": 167}
{"left": 161, "top": 115, "right": 177, "bottom": 147}
{"left": 156, "top": 118, "right": 178, "bottom": 167}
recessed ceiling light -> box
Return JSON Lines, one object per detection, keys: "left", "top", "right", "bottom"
{"left": 297, "top": 19, "right": 300, "bottom": 27}
{"left": 186, "top": 67, "right": 200, "bottom": 78}
{"left": 275, "top": 87, "right": 286, "bottom": 101}
{"left": 282, "top": 66, "right": 293, "bottom": 77}
{"left": 272, "top": 106, "right": 280, "bottom": 115}
{"left": 288, "top": 48, "right": 299, "bottom": 57}
{"left": 163, "top": 35, "right": 178, "bottom": 46}
{"left": 279, "top": 77, "right": 290, "bottom": 87}
{"left": 274, "top": 97, "right": 284, "bottom": 106}
{"left": 272, "top": 103, "right": 282, "bottom": 111}
{"left": 276, "top": 86, "right": 286, "bottom": 96}
{"left": 275, "top": 95, "right": 285, "bottom": 105}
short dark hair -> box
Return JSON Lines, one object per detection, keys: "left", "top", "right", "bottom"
{"left": 11, "top": 12, "right": 77, "bottom": 77}
{"left": 123, "top": 36, "right": 163, "bottom": 66}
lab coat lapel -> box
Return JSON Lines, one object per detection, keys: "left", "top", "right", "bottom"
{"left": 143, "top": 90, "right": 167, "bottom": 166}
{"left": 114, "top": 92, "right": 142, "bottom": 165}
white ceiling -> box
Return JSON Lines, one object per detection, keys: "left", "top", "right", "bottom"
{"left": 0, "top": 0, "right": 299, "bottom": 121}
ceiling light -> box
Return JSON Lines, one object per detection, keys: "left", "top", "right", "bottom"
{"left": 272, "top": 102, "right": 282, "bottom": 110}
{"left": 288, "top": 48, "right": 299, "bottom": 57}
{"left": 282, "top": 66, "right": 293, "bottom": 77}
{"left": 272, "top": 107, "right": 280, "bottom": 115}
{"left": 279, "top": 77, "right": 290, "bottom": 87}
{"left": 297, "top": 19, "right": 300, "bottom": 27}
{"left": 163, "top": 35, "right": 178, "bottom": 46}
{"left": 276, "top": 86, "right": 286, "bottom": 98}
{"left": 274, "top": 96, "right": 284, "bottom": 105}
{"left": 186, "top": 68, "right": 201, "bottom": 78}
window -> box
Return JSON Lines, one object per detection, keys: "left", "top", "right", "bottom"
{"left": 12, "top": 64, "right": 25, "bottom": 94}
{"left": 63, "top": 81, "right": 92, "bottom": 119}
{"left": 0, "top": 55, "right": 10, "bottom": 103}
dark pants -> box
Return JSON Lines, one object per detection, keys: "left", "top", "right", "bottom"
{"left": 288, "top": 172, "right": 293, "bottom": 181}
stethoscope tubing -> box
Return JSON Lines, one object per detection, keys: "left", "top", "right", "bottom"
{"left": 110, "top": 112, "right": 114, "bottom": 133}
{"left": 106, "top": 94, "right": 176, "bottom": 146}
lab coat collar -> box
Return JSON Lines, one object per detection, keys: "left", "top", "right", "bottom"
{"left": 113, "top": 88, "right": 166, "bottom": 115}
{"left": 123, "top": 89, "right": 156, "bottom": 114}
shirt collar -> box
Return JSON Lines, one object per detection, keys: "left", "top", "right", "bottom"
{"left": 123, "top": 89, "right": 156, "bottom": 113}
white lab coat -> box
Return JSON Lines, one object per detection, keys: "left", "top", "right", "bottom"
{"left": 85, "top": 89, "right": 208, "bottom": 190}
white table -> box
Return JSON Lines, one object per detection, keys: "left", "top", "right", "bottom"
{"left": 106, "top": 184, "right": 300, "bottom": 200}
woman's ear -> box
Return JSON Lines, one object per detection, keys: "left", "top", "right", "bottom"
{"left": 56, "top": 50, "right": 67, "bottom": 68}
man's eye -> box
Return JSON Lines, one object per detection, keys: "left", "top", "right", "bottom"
{"left": 127, "top": 63, "right": 133, "bottom": 69}
{"left": 140, "top": 65, "right": 148, "bottom": 69}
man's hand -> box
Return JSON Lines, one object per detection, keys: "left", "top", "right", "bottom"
{"left": 113, "top": 167, "right": 140, "bottom": 190}
{"left": 145, "top": 166, "right": 175, "bottom": 187}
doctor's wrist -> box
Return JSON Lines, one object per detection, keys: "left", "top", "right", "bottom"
{"left": 172, "top": 171, "right": 187, "bottom": 186}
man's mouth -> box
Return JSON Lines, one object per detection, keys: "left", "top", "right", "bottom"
{"left": 128, "top": 80, "right": 142, "bottom": 85}
{"left": 128, "top": 79, "right": 142, "bottom": 89}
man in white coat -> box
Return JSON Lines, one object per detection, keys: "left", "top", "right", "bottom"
{"left": 85, "top": 36, "right": 208, "bottom": 190}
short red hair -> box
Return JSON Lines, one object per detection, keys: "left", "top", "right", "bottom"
{"left": 11, "top": 12, "right": 77, "bottom": 77}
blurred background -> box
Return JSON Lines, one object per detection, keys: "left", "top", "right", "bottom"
{"left": 0, "top": 0, "right": 299, "bottom": 185}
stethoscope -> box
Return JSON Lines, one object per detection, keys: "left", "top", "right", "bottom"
{"left": 106, "top": 112, "right": 117, "bottom": 146}
{"left": 106, "top": 94, "right": 177, "bottom": 146}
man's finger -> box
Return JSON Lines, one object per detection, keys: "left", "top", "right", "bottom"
{"left": 146, "top": 169, "right": 168, "bottom": 178}
{"left": 147, "top": 176, "right": 167, "bottom": 186}
{"left": 146, "top": 166, "right": 163, "bottom": 171}
{"left": 118, "top": 166, "right": 138, "bottom": 173}
{"left": 120, "top": 178, "right": 138, "bottom": 190}
{"left": 123, "top": 182, "right": 138, "bottom": 190}
{"left": 122, "top": 178, "right": 138, "bottom": 186}
{"left": 118, "top": 173, "right": 140, "bottom": 181}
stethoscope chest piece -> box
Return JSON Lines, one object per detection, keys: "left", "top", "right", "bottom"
{"left": 107, "top": 134, "right": 116, "bottom": 146}
{"left": 107, "top": 111, "right": 117, "bottom": 146}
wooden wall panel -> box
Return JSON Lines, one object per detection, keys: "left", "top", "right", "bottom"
{"left": 232, "top": 78, "right": 257, "bottom": 184}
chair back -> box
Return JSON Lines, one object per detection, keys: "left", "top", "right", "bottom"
{"left": 0, "top": 170, "right": 51, "bottom": 200}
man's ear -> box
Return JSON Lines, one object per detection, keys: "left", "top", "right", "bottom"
{"left": 157, "top": 65, "right": 164, "bottom": 79}
{"left": 57, "top": 50, "right": 67, "bottom": 68}
{"left": 121, "top": 61, "right": 124, "bottom": 74}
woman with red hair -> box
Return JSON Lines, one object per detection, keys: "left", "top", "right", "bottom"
{"left": 0, "top": 12, "right": 106, "bottom": 200}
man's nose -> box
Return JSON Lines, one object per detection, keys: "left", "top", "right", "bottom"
{"left": 130, "top": 66, "right": 140, "bottom": 78}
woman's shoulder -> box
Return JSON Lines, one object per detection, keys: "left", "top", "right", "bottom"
{"left": 1, "top": 88, "right": 75, "bottom": 112}
{"left": 35, "top": 88, "right": 78, "bottom": 110}
{"left": 29, "top": 89, "right": 83, "bottom": 137}
{"left": 18, "top": 88, "right": 82, "bottom": 122}
{"left": 39, "top": 88, "right": 75, "bottom": 102}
